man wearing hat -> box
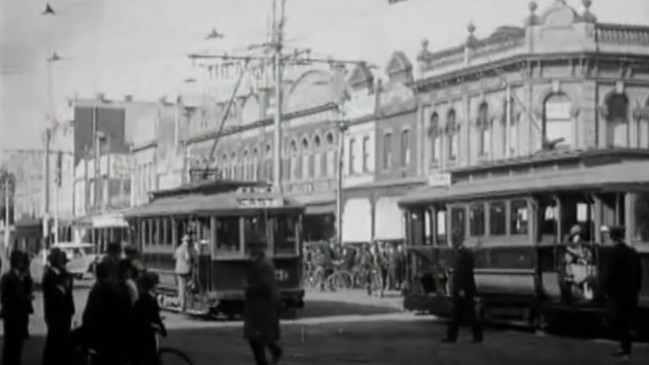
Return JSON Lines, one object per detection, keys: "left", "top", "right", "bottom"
{"left": 243, "top": 239, "right": 283, "bottom": 365}
{"left": 0, "top": 250, "right": 34, "bottom": 365}
{"left": 605, "top": 226, "right": 642, "bottom": 361}
{"left": 41, "top": 248, "right": 75, "bottom": 365}
{"left": 174, "top": 235, "right": 194, "bottom": 312}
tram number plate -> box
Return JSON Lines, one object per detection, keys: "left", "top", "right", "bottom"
{"left": 275, "top": 269, "right": 289, "bottom": 281}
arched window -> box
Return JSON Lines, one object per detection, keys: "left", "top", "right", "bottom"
{"left": 230, "top": 152, "right": 238, "bottom": 180}
{"left": 313, "top": 135, "right": 322, "bottom": 178}
{"left": 429, "top": 112, "right": 441, "bottom": 164}
{"left": 289, "top": 140, "right": 298, "bottom": 181}
{"left": 324, "top": 132, "right": 335, "bottom": 177}
{"left": 242, "top": 150, "right": 249, "bottom": 180}
{"left": 252, "top": 148, "right": 259, "bottom": 181}
{"left": 447, "top": 109, "right": 459, "bottom": 161}
{"left": 543, "top": 93, "right": 573, "bottom": 149}
{"left": 264, "top": 144, "right": 272, "bottom": 181}
{"left": 301, "top": 138, "right": 310, "bottom": 180}
{"left": 606, "top": 94, "right": 629, "bottom": 148}
{"left": 220, "top": 153, "right": 228, "bottom": 179}
{"left": 477, "top": 102, "right": 490, "bottom": 156}
{"left": 502, "top": 98, "right": 516, "bottom": 157}
{"left": 349, "top": 138, "right": 356, "bottom": 174}
{"left": 509, "top": 113, "right": 521, "bottom": 156}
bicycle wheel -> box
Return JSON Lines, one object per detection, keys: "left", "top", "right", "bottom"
{"left": 158, "top": 347, "right": 195, "bottom": 365}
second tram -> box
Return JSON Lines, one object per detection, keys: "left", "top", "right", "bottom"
{"left": 124, "top": 180, "right": 305, "bottom": 318}
{"left": 399, "top": 149, "right": 649, "bottom": 333}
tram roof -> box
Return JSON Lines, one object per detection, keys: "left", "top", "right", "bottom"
{"left": 150, "top": 179, "right": 264, "bottom": 199}
{"left": 399, "top": 156, "right": 649, "bottom": 207}
{"left": 124, "top": 188, "right": 305, "bottom": 218}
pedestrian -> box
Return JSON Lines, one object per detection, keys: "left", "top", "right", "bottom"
{"left": 0, "top": 250, "right": 34, "bottom": 365}
{"left": 132, "top": 272, "right": 167, "bottom": 365}
{"left": 441, "top": 233, "right": 483, "bottom": 344}
{"left": 243, "top": 240, "right": 283, "bottom": 365}
{"left": 41, "top": 248, "right": 75, "bottom": 365}
{"left": 81, "top": 255, "right": 135, "bottom": 365}
{"left": 605, "top": 226, "right": 642, "bottom": 361}
{"left": 174, "top": 235, "right": 193, "bottom": 312}
{"left": 96, "top": 241, "right": 123, "bottom": 283}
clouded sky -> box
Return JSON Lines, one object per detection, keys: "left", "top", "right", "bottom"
{"left": 1, "top": 0, "right": 648, "bottom": 151}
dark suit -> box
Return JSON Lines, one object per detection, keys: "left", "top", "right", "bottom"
{"left": 0, "top": 270, "right": 33, "bottom": 365}
{"left": 132, "top": 293, "right": 166, "bottom": 365}
{"left": 446, "top": 246, "right": 482, "bottom": 342}
{"left": 243, "top": 256, "right": 282, "bottom": 365}
{"left": 606, "top": 242, "right": 642, "bottom": 354}
{"left": 41, "top": 266, "right": 75, "bottom": 365}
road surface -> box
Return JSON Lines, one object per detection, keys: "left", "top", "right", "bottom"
{"left": 2, "top": 287, "right": 648, "bottom": 365}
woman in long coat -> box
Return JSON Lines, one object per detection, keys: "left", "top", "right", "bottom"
{"left": 243, "top": 241, "right": 283, "bottom": 365}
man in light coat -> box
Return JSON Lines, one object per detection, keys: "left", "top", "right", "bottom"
{"left": 174, "top": 235, "right": 193, "bottom": 312}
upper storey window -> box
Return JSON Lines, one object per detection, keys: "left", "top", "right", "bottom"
{"left": 543, "top": 93, "right": 573, "bottom": 149}
{"left": 446, "top": 109, "right": 459, "bottom": 161}
{"left": 429, "top": 112, "right": 441, "bottom": 164}
{"left": 605, "top": 94, "right": 629, "bottom": 148}
{"left": 476, "top": 102, "right": 490, "bottom": 157}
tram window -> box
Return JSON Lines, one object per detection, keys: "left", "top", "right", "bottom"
{"left": 243, "top": 216, "right": 268, "bottom": 252}
{"left": 469, "top": 203, "right": 485, "bottom": 237}
{"left": 510, "top": 200, "right": 528, "bottom": 235}
{"left": 489, "top": 201, "right": 506, "bottom": 236}
{"left": 450, "top": 207, "right": 466, "bottom": 242}
{"left": 164, "top": 220, "right": 173, "bottom": 246}
{"left": 541, "top": 203, "right": 558, "bottom": 237}
{"left": 436, "top": 210, "right": 447, "bottom": 245}
{"left": 216, "top": 217, "right": 241, "bottom": 253}
{"left": 273, "top": 215, "right": 298, "bottom": 254}
{"left": 634, "top": 193, "right": 649, "bottom": 242}
{"left": 152, "top": 219, "right": 160, "bottom": 245}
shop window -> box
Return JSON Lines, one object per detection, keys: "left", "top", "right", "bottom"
{"left": 489, "top": 201, "right": 506, "bottom": 235}
{"left": 469, "top": 203, "right": 485, "bottom": 237}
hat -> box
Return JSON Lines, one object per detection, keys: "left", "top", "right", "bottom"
{"left": 140, "top": 271, "right": 160, "bottom": 291}
{"left": 48, "top": 247, "right": 68, "bottom": 265}
{"left": 570, "top": 225, "right": 582, "bottom": 235}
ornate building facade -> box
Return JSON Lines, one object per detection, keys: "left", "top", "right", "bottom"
{"left": 408, "top": 0, "right": 649, "bottom": 244}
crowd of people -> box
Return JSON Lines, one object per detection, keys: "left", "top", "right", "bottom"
{"left": 0, "top": 241, "right": 166, "bottom": 365}
{"left": 303, "top": 242, "right": 408, "bottom": 295}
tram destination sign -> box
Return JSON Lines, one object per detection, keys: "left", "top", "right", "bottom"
{"left": 236, "top": 197, "right": 284, "bottom": 208}
{"left": 427, "top": 172, "right": 451, "bottom": 187}
{"left": 189, "top": 168, "right": 221, "bottom": 182}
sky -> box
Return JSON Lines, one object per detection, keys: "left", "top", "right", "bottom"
{"left": 1, "top": 0, "right": 648, "bottom": 152}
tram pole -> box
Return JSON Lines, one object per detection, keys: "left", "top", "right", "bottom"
{"left": 272, "top": 0, "right": 286, "bottom": 191}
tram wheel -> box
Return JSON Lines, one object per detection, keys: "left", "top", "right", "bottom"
{"left": 158, "top": 347, "right": 195, "bottom": 365}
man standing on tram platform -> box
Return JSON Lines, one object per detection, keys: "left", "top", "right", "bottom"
{"left": 441, "top": 232, "right": 483, "bottom": 344}
{"left": 174, "top": 235, "right": 193, "bottom": 312}
{"left": 606, "top": 226, "right": 642, "bottom": 361}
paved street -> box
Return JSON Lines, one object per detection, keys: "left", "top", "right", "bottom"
{"left": 2, "top": 286, "right": 648, "bottom": 365}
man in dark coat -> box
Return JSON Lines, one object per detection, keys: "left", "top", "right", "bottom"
{"left": 81, "top": 257, "right": 134, "bottom": 365}
{"left": 132, "top": 272, "right": 166, "bottom": 365}
{"left": 606, "top": 226, "right": 642, "bottom": 360}
{"left": 41, "top": 248, "right": 75, "bottom": 365}
{"left": 442, "top": 235, "right": 483, "bottom": 343}
{"left": 243, "top": 241, "right": 282, "bottom": 365}
{"left": 0, "top": 251, "right": 34, "bottom": 365}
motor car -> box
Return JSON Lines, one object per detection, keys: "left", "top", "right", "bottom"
{"left": 30, "top": 242, "right": 97, "bottom": 281}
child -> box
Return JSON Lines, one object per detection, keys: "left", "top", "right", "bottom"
{"left": 132, "top": 272, "right": 167, "bottom": 365}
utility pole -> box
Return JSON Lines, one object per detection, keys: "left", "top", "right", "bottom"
{"left": 335, "top": 111, "right": 347, "bottom": 245}
{"left": 272, "top": 0, "right": 286, "bottom": 191}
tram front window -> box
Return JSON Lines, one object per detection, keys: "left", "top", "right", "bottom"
{"left": 450, "top": 207, "right": 466, "bottom": 242}
{"left": 510, "top": 200, "right": 528, "bottom": 235}
{"left": 216, "top": 217, "right": 242, "bottom": 253}
{"left": 273, "top": 214, "right": 299, "bottom": 255}
{"left": 469, "top": 203, "right": 485, "bottom": 237}
{"left": 243, "top": 215, "right": 269, "bottom": 254}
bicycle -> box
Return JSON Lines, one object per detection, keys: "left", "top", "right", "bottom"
{"left": 72, "top": 319, "right": 195, "bottom": 365}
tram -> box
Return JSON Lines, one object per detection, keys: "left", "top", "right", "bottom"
{"left": 399, "top": 149, "right": 649, "bottom": 333}
{"left": 123, "top": 180, "right": 305, "bottom": 318}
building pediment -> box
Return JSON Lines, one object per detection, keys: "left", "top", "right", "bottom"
{"left": 348, "top": 63, "right": 374, "bottom": 91}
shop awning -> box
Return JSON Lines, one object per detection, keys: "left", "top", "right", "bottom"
{"left": 342, "top": 198, "right": 372, "bottom": 243}
{"left": 399, "top": 160, "right": 649, "bottom": 207}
